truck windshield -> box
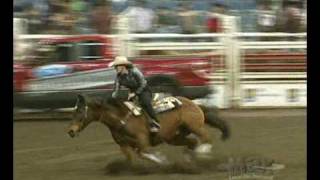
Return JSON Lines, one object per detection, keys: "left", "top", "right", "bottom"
{"left": 34, "top": 42, "right": 76, "bottom": 63}
{"left": 77, "top": 41, "right": 103, "bottom": 60}
{"left": 35, "top": 41, "right": 103, "bottom": 63}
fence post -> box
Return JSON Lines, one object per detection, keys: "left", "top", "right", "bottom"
{"left": 223, "top": 16, "right": 241, "bottom": 108}
{"left": 223, "top": 33, "right": 233, "bottom": 108}
{"left": 116, "top": 15, "right": 137, "bottom": 57}
{"left": 231, "top": 32, "right": 241, "bottom": 108}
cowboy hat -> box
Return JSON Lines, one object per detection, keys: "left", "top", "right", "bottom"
{"left": 109, "top": 56, "right": 132, "bottom": 67}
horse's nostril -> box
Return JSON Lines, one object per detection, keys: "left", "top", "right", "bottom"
{"left": 68, "top": 130, "right": 75, "bottom": 138}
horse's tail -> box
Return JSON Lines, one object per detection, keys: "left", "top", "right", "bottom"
{"left": 199, "top": 105, "right": 231, "bottom": 141}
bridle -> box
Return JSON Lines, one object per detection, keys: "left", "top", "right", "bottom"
{"left": 84, "top": 105, "right": 88, "bottom": 119}
{"left": 72, "top": 104, "right": 92, "bottom": 131}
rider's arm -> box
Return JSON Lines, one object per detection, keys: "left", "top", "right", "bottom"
{"left": 112, "top": 76, "right": 120, "bottom": 98}
{"left": 132, "top": 67, "right": 147, "bottom": 95}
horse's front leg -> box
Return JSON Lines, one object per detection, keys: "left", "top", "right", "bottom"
{"left": 120, "top": 145, "right": 136, "bottom": 164}
{"left": 110, "top": 130, "right": 137, "bottom": 164}
{"left": 135, "top": 133, "right": 169, "bottom": 165}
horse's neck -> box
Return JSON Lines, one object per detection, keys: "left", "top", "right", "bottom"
{"left": 99, "top": 104, "right": 130, "bottom": 128}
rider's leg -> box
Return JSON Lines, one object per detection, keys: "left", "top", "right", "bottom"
{"left": 188, "top": 126, "right": 211, "bottom": 144}
{"left": 137, "top": 91, "right": 161, "bottom": 131}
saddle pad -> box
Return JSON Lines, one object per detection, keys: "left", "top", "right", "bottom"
{"left": 153, "top": 96, "right": 182, "bottom": 113}
{"left": 123, "top": 101, "right": 142, "bottom": 116}
{"left": 123, "top": 96, "right": 182, "bottom": 116}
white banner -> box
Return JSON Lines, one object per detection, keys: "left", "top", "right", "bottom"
{"left": 196, "top": 83, "right": 306, "bottom": 108}
{"left": 240, "top": 83, "right": 306, "bottom": 107}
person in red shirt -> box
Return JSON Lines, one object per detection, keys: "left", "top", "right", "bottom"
{"left": 207, "top": 16, "right": 221, "bottom": 33}
{"left": 206, "top": 2, "right": 227, "bottom": 33}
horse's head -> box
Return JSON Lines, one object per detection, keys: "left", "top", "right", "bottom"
{"left": 67, "top": 94, "right": 102, "bottom": 138}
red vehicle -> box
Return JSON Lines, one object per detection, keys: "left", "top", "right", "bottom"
{"left": 13, "top": 35, "right": 213, "bottom": 109}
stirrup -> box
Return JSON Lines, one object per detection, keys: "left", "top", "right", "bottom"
{"left": 150, "top": 126, "right": 160, "bottom": 133}
{"left": 150, "top": 121, "right": 160, "bottom": 132}
{"left": 152, "top": 121, "right": 161, "bottom": 128}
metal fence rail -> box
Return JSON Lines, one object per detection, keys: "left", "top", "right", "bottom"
{"left": 16, "top": 32, "right": 306, "bottom": 108}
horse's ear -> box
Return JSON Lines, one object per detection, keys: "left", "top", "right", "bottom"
{"left": 77, "top": 94, "right": 86, "bottom": 105}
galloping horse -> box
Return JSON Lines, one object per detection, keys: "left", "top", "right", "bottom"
{"left": 67, "top": 94, "right": 230, "bottom": 164}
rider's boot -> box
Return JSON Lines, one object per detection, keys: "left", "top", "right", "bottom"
{"left": 149, "top": 118, "right": 160, "bottom": 133}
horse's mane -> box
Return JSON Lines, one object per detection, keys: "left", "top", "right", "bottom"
{"left": 83, "top": 94, "right": 125, "bottom": 109}
{"left": 104, "top": 97, "right": 125, "bottom": 108}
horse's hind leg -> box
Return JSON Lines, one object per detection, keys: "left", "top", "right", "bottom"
{"left": 188, "top": 126, "right": 211, "bottom": 144}
{"left": 166, "top": 134, "right": 199, "bottom": 162}
{"left": 187, "top": 126, "right": 213, "bottom": 154}
{"left": 167, "top": 133, "right": 198, "bottom": 150}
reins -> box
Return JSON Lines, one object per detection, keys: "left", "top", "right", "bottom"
{"left": 96, "top": 102, "right": 133, "bottom": 128}
{"left": 120, "top": 110, "right": 133, "bottom": 125}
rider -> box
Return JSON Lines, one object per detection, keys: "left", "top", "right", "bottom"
{"left": 110, "top": 56, "right": 161, "bottom": 132}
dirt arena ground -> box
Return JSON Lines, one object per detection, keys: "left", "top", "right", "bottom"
{"left": 14, "top": 108, "right": 306, "bottom": 180}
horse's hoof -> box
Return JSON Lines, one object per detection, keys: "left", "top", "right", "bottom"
{"left": 154, "top": 151, "right": 170, "bottom": 165}
{"left": 68, "top": 130, "right": 78, "bottom": 138}
{"left": 194, "top": 143, "right": 212, "bottom": 154}
{"left": 140, "top": 152, "right": 168, "bottom": 165}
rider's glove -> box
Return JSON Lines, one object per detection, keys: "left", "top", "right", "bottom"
{"left": 112, "top": 92, "right": 118, "bottom": 99}
{"left": 128, "top": 92, "right": 136, "bottom": 101}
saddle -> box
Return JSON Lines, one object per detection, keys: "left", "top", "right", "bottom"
{"left": 123, "top": 93, "right": 182, "bottom": 116}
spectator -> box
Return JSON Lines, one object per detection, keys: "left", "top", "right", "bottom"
{"left": 121, "top": 0, "right": 156, "bottom": 33}
{"left": 205, "top": 0, "right": 239, "bottom": 43}
{"left": 256, "top": 0, "right": 276, "bottom": 33}
{"left": 300, "top": 5, "right": 306, "bottom": 32}
{"left": 70, "top": 0, "right": 94, "bottom": 34}
{"left": 177, "top": 2, "right": 198, "bottom": 34}
{"left": 275, "top": 0, "right": 303, "bottom": 33}
{"left": 91, "top": 0, "right": 112, "bottom": 34}
{"left": 256, "top": 0, "right": 277, "bottom": 41}
{"left": 47, "top": 0, "right": 69, "bottom": 33}
{"left": 206, "top": 1, "right": 237, "bottom": 34}
{"left": 23, "top": 4, "right": 42, "bottom": 34}
{"left": 48, "top": 0, "right": 65, "bottom": 14}
{"left": 206, "top": 3, "right": 223, "bottom": 33}
{"left": 155, "top": 5, "right": 181, "bottom": 33}
{"left": 33, "top": 0, "right": 50, "bottom": 29}
{"left": 55, "top": 1, "right": 76, "bottom": 34}
{"left": 283, "top": 1, "right": 303, "bottom": 33}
